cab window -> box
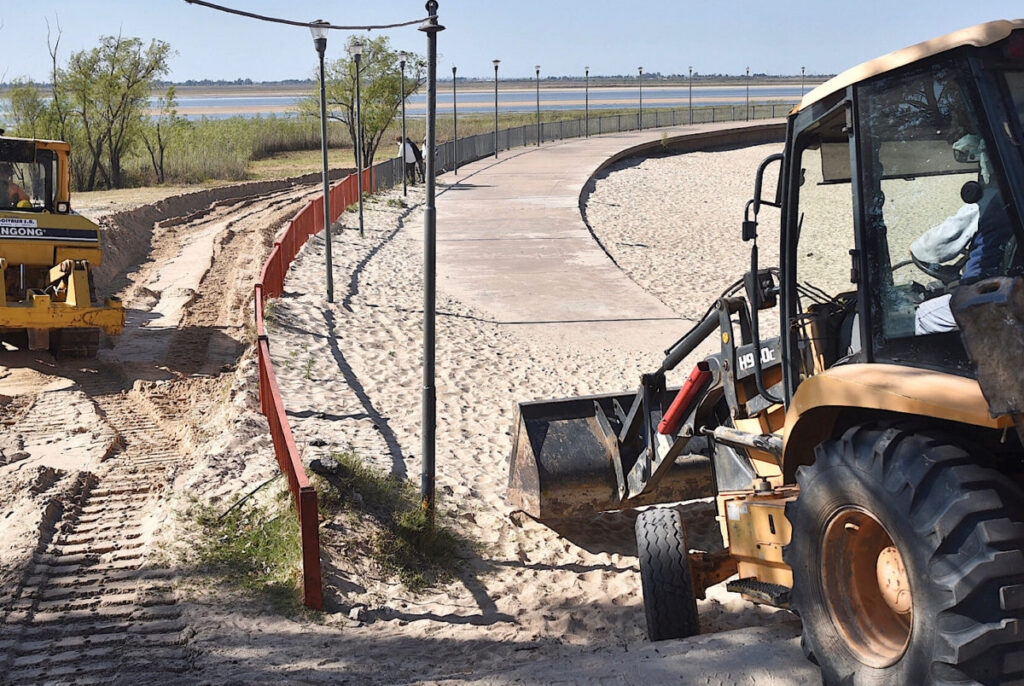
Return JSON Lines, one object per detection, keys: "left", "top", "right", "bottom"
{"left": 0, "top": 142, "right": 56, "bottom": 211}
{"left": 790, "top": 107, "right": 859, "bottom": 374}
{"left": 858, "top": 59, "right": 1021, "bottom": 347}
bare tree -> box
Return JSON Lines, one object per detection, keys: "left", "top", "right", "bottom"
{"left": 141, "top": 86, "right": 186, "bottom": 184}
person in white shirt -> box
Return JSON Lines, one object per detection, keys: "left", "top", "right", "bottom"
{"left": 396, "top": 136, "right": 417, "bottom": 184}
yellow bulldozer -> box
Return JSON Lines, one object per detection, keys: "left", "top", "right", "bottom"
{"left": 0, "top": 134, "right": 124, "bottom": 356}
{"left": 509, "top": 20, "right": 1024, "bottom": 685}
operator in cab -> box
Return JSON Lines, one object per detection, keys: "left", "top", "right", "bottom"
{"left": 913, "top": 133, "right": 1016, "bottom": 334}
{"left": 0, "top": 163, "right": 29, "bottom": 209}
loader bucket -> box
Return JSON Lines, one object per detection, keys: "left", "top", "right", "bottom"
{"left": 508, "top": 390, "right": 714, "bottom": 521}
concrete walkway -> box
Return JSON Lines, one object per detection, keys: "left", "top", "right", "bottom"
{"left": 434, "top": 121, "right": 780, "bottom": 356}
{"left": 425, "top": 123, "right": 819, "bottom": 682}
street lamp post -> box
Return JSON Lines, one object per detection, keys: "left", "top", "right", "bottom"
{"left": 419, "top": 0, "right": 444, "bottom": 528}
{"left": 492, "top": 59, "right": 500, "bottom": 158}
{"left": 349, "top": 38, "right": 366, "bottom": 236}
{"left": 688, "top": 65, "right": 693, "bottom": 125}
{"left": 535, "top": 65, "right": 541, "bottom": 146}
{"left": 745, "top": 66, "right": 750, "bottom": 121}
{"left": 400, "top": 55, "right": 408, "bottom": 196}
{"left": 584, "top": 66, "right": 589, "bottom": 137}
{"left": 801, "top": 66, "right": 806, "bottom": 97}
{"left": 310, "top": 20, "right": 333, "bottom": 303}
{"left": 452, "top": 65, "right": 458, "bottom": 175}
{"left": 637, "top": 66, "right": 643, "bottom": 130}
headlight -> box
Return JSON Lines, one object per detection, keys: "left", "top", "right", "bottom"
{"left": 56, "top": 202, "right": 69, "bottom": 214}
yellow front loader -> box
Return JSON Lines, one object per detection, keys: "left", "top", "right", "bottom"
{"left": 0, "top": 135, "right": 123, "bottom": 356}
{"left": 509, "top": 20, "right": 1024, "bottom": 685}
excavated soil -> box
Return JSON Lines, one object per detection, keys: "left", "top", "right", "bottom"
{"left": 0, "top": 175, "right": 325, "bottom": 684}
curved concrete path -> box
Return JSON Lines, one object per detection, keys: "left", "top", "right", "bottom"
{"left": 431, "top": 120, "right": 815, "bottom": 683}
{"left": 434, "top": 121, "right": 783, "bottom": 357}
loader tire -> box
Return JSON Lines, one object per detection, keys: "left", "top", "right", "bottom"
{"left": 783, "top": 423, "right": 1024, "bottom": 685}
{"left": 635, "top": 506, "right": 700, "bottom": 641}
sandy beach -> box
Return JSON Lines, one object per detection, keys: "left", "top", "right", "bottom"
{"left": 173, "top": 139, "right": 816, "bottom": 683}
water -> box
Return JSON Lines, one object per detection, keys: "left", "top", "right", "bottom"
{"left": 1, "top": 86, "right": 803, "bottom": 121}
{"left": 162, "top": 84, "right": 805, "bottom": 119}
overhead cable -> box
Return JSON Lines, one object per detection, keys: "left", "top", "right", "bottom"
{"left": 183, "top": 0, "right": 428, "bottom": 31}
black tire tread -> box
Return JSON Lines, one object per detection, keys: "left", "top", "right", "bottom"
{"left": 784, "top": 423, "right": 1024, "bottom": 685}
{"left": 635, "top": 506, "right": 700, "bottom": 641}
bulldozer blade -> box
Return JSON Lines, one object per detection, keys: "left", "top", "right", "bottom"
{"left": 508, "top": 391, "right": 714, "bottom": 521}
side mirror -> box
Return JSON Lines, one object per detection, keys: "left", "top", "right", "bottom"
{"left": 742, "top": 200, "right": 758, "bottom": 242}
{"left": 752, "top": 153, "right": 784, "bottom": 216}
{"left": 744, "top": 153, "right": 784, "bottom": 243}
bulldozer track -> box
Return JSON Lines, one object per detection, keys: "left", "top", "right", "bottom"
{"left": 0, "top": 373, "right": 192, "bottom": 685}
{"left": 0, "top": 181, "right": 319, "bottom": 683}
{"left": 161, "top": 189, "right": 318, "bottom": 376}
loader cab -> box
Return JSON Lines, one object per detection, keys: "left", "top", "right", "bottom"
{"left": 0, "top": 137, "right": 67, "bottom": 214}
{"left": 777, "top": 41, "right": 1024, "bottom": 404}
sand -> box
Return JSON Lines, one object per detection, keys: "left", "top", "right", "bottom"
{"left": 0, "top": 139, "right": 819, "bottom": 684}
{"left": 192, "top": 143, "right": 817, "bottom": 683}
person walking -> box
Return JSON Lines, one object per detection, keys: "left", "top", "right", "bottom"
{"left": 408, "top": 137, "right": 425, "bottom": 182}
{"left": 397, "top": 136, "right": 417, "bottom": 185}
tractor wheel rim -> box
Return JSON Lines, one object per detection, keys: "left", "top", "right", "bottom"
{"left": 821, "top": 506, "right": 912, "bottom": 668}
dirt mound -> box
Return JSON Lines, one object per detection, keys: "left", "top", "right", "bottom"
{"left": 93, "top": 169, "right": 353, "bottom": 294}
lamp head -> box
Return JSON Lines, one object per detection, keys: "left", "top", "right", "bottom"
{"left": 638, "top": 66, "right": 643, "bottom": 75}
{"left": 493, "top": 59, "right": 501, "bottom": 68}
{"left": 310, "top": 20, "right": 328, "bottom": 53}
{"left": 452, "top": 65, "right": 457, "bottom": 75}
{"left": 348, "top": 38, "right": 366, "bottom": 60}
{"left": 535, "top": 65, "right": 540, "bottom": 76}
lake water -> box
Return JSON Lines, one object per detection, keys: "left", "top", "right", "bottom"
{"left": 0, "top": 85, "right": 805, "bottom": 121}
{"left": 163, "top": 85, "right": 806, "bottom": 119}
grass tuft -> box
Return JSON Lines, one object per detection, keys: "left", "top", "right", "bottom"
{"left": 181, "top": 491, "right": 302, "bottom": 610}
{"left": 315, "top": 451, "right": 463, "bottom": 591}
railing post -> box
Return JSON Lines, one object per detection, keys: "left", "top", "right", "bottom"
{"left": 299, "top": 488, "right": 322, "bottom": 609}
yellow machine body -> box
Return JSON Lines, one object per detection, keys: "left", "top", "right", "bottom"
{"left": 0, "top": 136, "right": 124, "bottom": 349}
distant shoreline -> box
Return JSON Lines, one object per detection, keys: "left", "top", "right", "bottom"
{"left": 160, "top": 79, "right": 827, "bottom": 98}
{"left": 0, "top": 79, "right": 829, "bottom": 100}
{"left": 168, "top": 94, "right": 800, "bottom": 117}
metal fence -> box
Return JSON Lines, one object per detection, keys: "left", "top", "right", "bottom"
{"left": 369, "top": 102, "right": 796, "bottom": 188}
{"left": 254, "top": 168, "right": 374, "bottom": 610}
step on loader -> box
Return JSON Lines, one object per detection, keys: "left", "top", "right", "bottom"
{"left": 508, "top": 19, "right": 1024, "bottom": 685}
{"left": 0, "top": 135, "right": 124, "bottom": 356}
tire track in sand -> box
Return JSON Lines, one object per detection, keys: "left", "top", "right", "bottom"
{"left": 0, "top": 180, "right": 320, "bottom": 684}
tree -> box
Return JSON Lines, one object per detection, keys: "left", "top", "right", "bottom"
{"left": 141, "top": 85, "right": 187, "bottom": 183}
{"left": 60, "top": 34, "right": 171, "bottom": 189}
{"left": 5, "top": 80, "right": 49, "bottom": 139}
{"left": 302, "top": 35, "right": 425, "bottom": 170}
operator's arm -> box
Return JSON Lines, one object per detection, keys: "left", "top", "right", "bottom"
{"left": 8, "top": 182, "right": 29, "bottom": 205}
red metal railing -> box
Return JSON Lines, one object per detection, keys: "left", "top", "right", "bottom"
{"left": 254, "top": 166, "right": 376, "bottom": 609}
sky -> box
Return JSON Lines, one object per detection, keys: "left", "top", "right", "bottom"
{"left": 3, "top": 1, "right": 1024, "bottom": 83}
